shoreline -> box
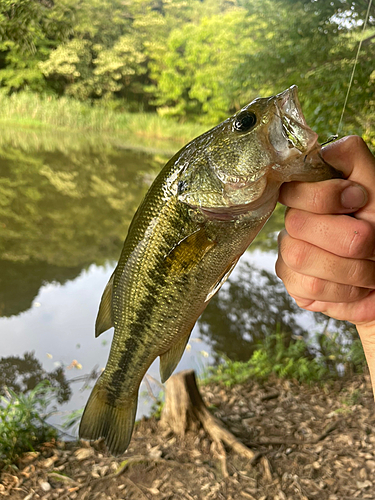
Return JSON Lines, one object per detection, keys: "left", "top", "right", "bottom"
{"left": 2, "top": 373, "right": 374, "bottom": 499}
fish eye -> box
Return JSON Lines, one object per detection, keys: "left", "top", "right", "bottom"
{"left": 233, "top": 110, "right": 257, "bottom": 133}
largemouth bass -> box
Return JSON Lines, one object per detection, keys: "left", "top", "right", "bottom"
{"left": 79, "top": 86, "right": 341, "bottom": 455}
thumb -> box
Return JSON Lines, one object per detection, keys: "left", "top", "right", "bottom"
{"left": 321, "top": 136, "right": 375, "bottom": 223}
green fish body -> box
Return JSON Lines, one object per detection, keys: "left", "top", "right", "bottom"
{"left": 79, "top": 86, "right": 341, "bottom": 454}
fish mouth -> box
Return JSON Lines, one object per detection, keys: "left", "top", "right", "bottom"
{"left": 272, "top": 85, "right": 318, "bottom": 154}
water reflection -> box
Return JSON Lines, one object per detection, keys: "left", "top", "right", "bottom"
{"left": 0, "top": 129, "right": 170, "bottom": 317}
{"left": 0, "top": 352, "right": 71, "bottom": 404}
{"left": 199, "top": 259, "right": 359, "bottom": 365}
{"left": 198, "top": 261, "right": 306, "bottom": 361}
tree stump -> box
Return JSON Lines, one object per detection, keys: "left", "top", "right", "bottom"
{"left": 160, "top": 369, "right": 255, "bottom": 474}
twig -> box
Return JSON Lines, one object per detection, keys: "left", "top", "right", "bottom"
{"left": 260, "top": 391, "right": 279, "bottom": 401}
{"left": 245, "top": 419, "right": 341, "bottom": 448}
{"left": 260, "top": 456, "right": 272, "bottom": 482}
{"left": 315, "top": 420, "right": 340, "bottom": 442}
{"left": 124, "top": 477, "right": 151, "bottom": 500}
{"left": 145, "top": 373, "right": 165, "bottom": 390}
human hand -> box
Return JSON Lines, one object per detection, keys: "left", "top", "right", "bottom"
{"left": 276, "top": 136, "right": 375, "bottom": 392}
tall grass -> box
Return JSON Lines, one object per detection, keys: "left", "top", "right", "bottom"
{"left": 0, "top": 92, "right": 207, "bottom": 143}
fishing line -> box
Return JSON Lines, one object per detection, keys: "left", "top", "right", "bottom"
{"left": 337, "top": 0, "right": 373, "bottom": 136}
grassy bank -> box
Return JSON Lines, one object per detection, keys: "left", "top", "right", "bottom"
{"left": 203, "top": 332, "right": 366, "bottom": 388}
{"left": 0, "top": 92, "right": 207, "bottom": 143}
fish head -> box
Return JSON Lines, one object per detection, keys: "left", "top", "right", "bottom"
{"left": 177, "top": 85, "right": 341, "bottom": 219}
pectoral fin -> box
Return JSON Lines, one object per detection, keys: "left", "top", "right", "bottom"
{"left": 165, "top": 228, "right": 216, "bottom": 275}
{"left": 160, "top": 333, "right": 191, "bottom": 383}
{"left": 95, "top": 271, "right": 115, "bottom": 338}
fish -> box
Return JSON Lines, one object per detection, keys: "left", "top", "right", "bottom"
{"left": 79, "top": 85, "right": 341, "bottom": 455}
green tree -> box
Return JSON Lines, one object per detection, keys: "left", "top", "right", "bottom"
{"left": 0, "top": 0, "right": 74, "bottom": 92}
{"left": 148, "top": 0, "right": 374, "bottom": 140}
{"left": 150, "top": 7, "right": 251, "bottom": 122}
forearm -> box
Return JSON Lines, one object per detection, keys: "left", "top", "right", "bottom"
{"left": 357, "top": 323, "right": 375, "bottom": 398}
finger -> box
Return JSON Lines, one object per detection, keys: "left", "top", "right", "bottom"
{"left": 285, "top": 209, "right": 375, "bottom": 260}
{"left": 275, "top": 251, "right": 370, "bottom": 304}
{"left": 321, "top": 136, "right": 375, "bottom": 221}
{"left": 278, "top": 230, "right": 375, "bottom": 289}
{"left": 292, "top": 292, "right": 375, "bottom": 326}
{"left": 279, "top": 178, "right": 367, "bottom": 214}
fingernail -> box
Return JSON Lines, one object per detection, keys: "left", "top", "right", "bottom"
{"left": 341, "top": 185, "right": 367, "bottom": 209}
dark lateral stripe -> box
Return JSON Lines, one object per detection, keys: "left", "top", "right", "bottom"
{"left": 106, "top": 205, "right": 190, "bottom": 404}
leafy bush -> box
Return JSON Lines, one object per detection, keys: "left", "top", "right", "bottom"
{"left": 0, "top": 381, "right": 58, "bottom": 466}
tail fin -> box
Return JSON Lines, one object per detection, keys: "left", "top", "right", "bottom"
{"left": 79, "top": 381, "right": 138, "bottom": 455}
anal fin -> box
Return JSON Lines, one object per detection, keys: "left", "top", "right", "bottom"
{"left": 160, "top": 332, "right": 191, "bottom": 383}
{"left": 95, "top": 271, "right": 115, "bottom": 338}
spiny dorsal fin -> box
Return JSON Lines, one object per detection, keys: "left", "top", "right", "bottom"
{"left": 165, "top": 227, "right": 216, "bottom": 275}
{"left": 159, "top": 332, "right": 191, "bottom": 383}
{"left": 95, "top": 271, "right": 115, "bottom": 338}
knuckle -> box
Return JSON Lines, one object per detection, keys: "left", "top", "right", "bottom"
{"left": 285, "top": 210, "right": 308, "bottom": 237}
{"left": 284, "top": 240, "right": 310, "bottom": 272}
{"left": 301, "top": 275, "right": 326, "bottom": 297}
{"left": 347, "top": 285, "right": 368, "bottom": 302}
{"left": 346, "top": 259, "right": 375, "bottom": 289}
{"left": 346, "top": 260, "right": 365, "bottom": 285}
{"left": 345, "top": 221, "right": 374, "bottom": 259}
{"left": 309, "top": 187, "right": 325, "bottom": 213}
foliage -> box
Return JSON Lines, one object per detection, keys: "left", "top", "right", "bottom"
{"left": 0, "top": 381, "right": 58, "bottom": 466}
{"left": 204, "top": 329, "right": 366, "bottom": 387}
{"left": 0, "top": 0, "right": 373, "bottom": 141}
{"left": 61, "top": 408, "right": 83, "bottom": 434}
{"left": 0, "top": 0, "right": 74, "bottom": 92}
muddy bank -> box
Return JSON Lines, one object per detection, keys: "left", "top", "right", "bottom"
{"left": 2, "top": 374, "right": 375, "bottom": 500}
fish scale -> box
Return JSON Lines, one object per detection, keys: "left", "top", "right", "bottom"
{"left": 79, "top": 86, "right": 342, "bottom": 455}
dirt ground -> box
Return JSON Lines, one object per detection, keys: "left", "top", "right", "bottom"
{"left": 2, "top": 374, "right": 375, "bottom": 500}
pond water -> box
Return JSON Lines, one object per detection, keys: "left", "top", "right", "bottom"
{"left": 0, "top": 126, "right": 355, "bottom": 435}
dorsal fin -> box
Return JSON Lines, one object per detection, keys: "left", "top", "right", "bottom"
{"left": 95, "top": 271, "right": 115, "bottom": 338}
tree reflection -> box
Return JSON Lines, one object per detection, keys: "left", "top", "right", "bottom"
{"left": 0, "top": 132, "right": 168, "bottom": 317}
{"left": 0, "top": 352, "right": 71, "bottom": 404}
{"left": 0, "top": 259, "right": 82, "bottom": 318}
{"left": 198, "top": 261, "right": 358, "bottom": 362}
